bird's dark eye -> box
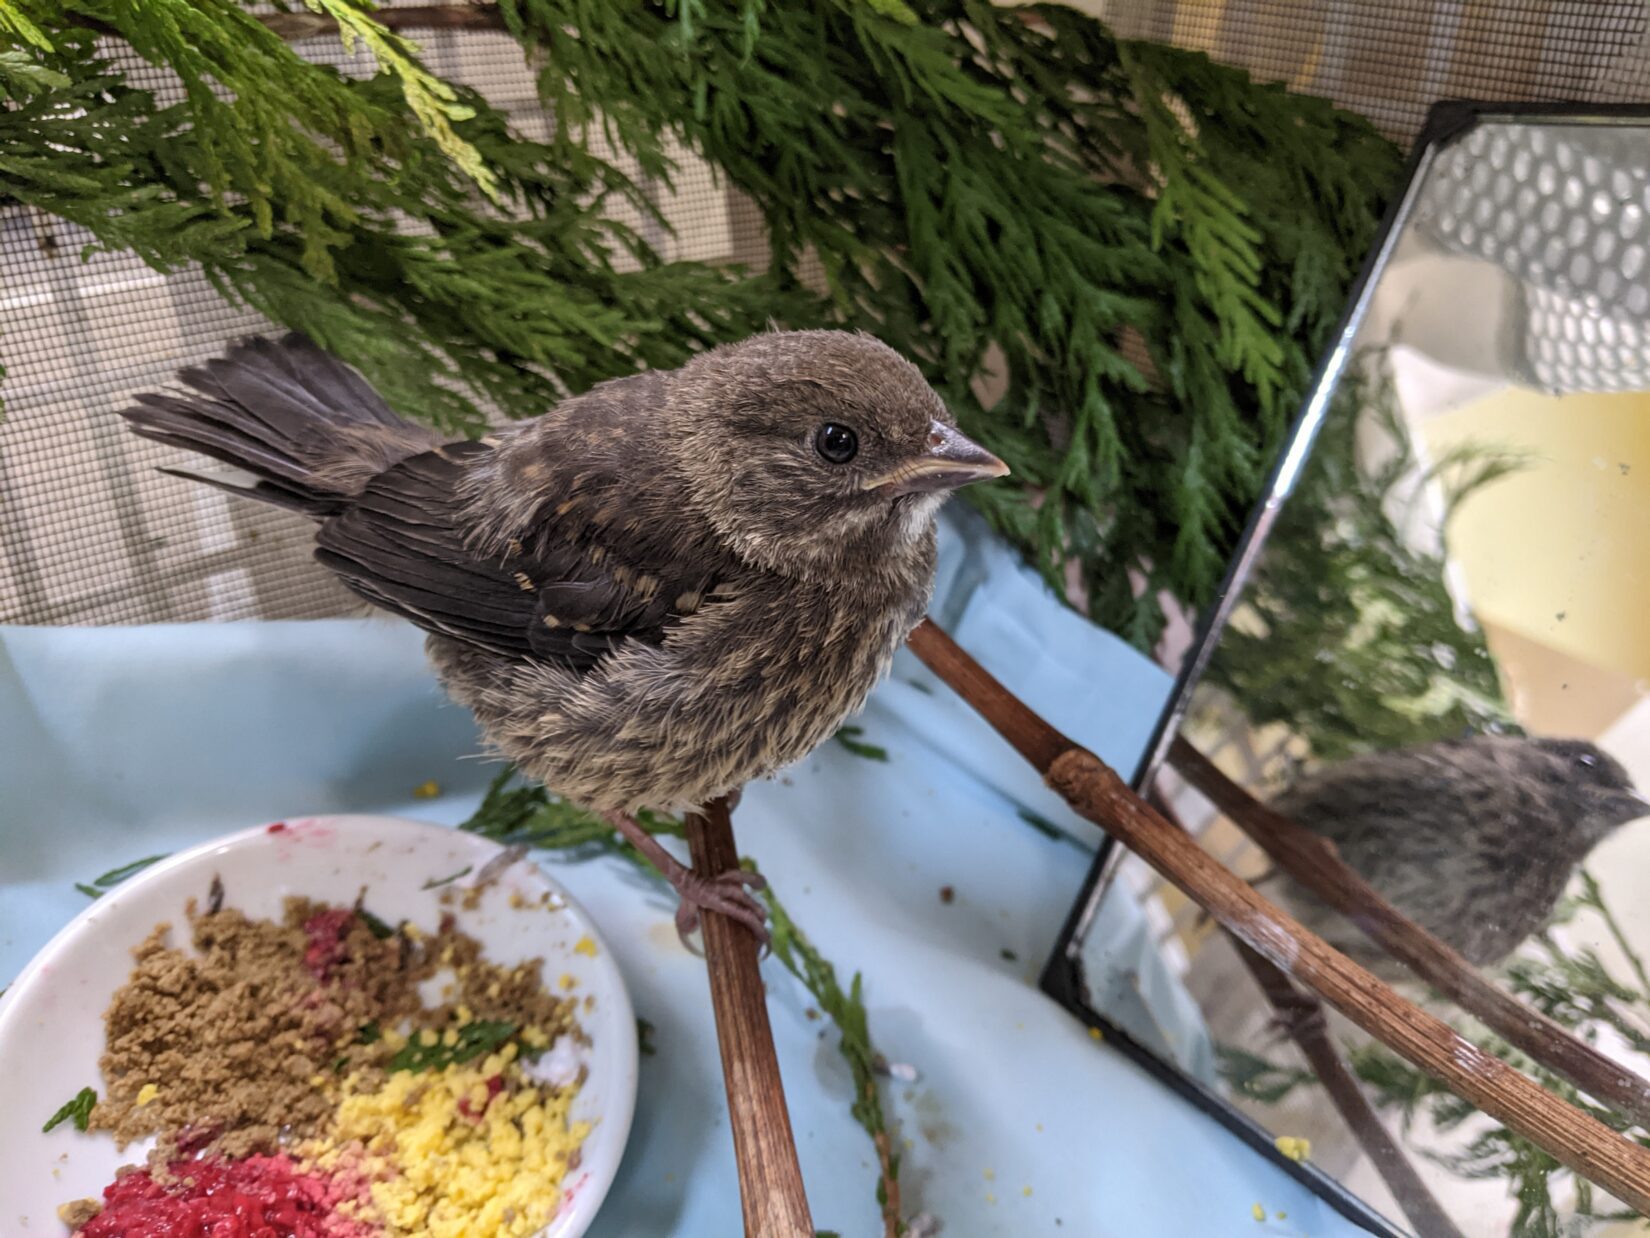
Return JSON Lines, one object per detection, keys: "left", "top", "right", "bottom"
{"left": 1578, "top": 753, "right": 1599, "bottom": 769}
{"left": 815, "top": 423, "right": 858, "bottom": 464}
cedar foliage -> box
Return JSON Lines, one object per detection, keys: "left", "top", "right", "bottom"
{"left": 0, "top": 0, "right": 1401, "bottom": 645}
{"left": 1203, "top": 356, "right": 1529, "bottom": 763}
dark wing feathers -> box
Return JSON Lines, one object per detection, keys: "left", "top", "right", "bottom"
{"left": 315, "top": 440, "right": 708, "bottom": 673}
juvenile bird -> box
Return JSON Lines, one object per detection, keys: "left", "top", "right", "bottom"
{"left": 1263, "top": 735, "right": 1647, "bottom": 977}
{"left": 122, "top": 331, "right": 1006, "bottom": 942}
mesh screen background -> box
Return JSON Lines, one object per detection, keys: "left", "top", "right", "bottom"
{"left": 3, "top": 3, "right": 1649, "bottom": 627}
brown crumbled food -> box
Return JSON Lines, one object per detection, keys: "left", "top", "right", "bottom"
{"left": 89, "top": 895, "right": 578, "bottom": 1161}
{"left": 57, "top": 1199, "right": 101, "bottom": 1228}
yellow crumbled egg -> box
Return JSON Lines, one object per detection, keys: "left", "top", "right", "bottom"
{"left": 1252, "top": 1202, "right": 1266, "bottom": 1222}
{"left": 412, "top": 780, "right": 441, "bottom": 799}
{"left": 135, "top": 1083, "right": 160, "bottom": 1107}
{"left": 558, "top": 972, "right": 578, "bottom": 992}
{"left": 321, "top": 1053, "right": 590, "bottom": 1238}
{"left": 573, "top": 935, "right": 598, "bottom": 957}
{"left": 1087, "top": 1025, "right": 1103, "bottom": 1041}
{"left": 1274, "top": 1135, "right": 1311, "bottom": 1162}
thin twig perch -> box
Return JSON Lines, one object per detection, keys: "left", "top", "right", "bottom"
{"left": 684, "top": 796, "right": 814, "bottom": 1238}
{"left": 1167, "top": 736, "right": 1650, "bottom": 1131}
{"left": 1147, "top": 789, "right": 1464, "bottom": 1238}
{"left": 905, "top": 618, "right": 1650, "bottom": 1215}
{"left": 1233, "top": 941, "right": 1467, "bottom": 1238}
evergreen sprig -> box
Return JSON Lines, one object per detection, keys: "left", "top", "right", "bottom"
{"left": 1204, "top": 354, "right": 1528, "bottom": 763}
{"left": 0, "top": 1, "right": 1402, "bottom": 647}
{"left": 0, "top": 11, "right": 807, "bottom": 434}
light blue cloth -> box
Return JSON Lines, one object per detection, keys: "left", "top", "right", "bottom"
{"left": 0, "top": 513, "right": 1376, "bottom": 1237}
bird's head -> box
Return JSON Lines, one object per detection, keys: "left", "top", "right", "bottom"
{"left": 1529, "top": 737, "right": 1648, "bottom": 844}
{"left": 670, "top": 330, "right": 1008, "bottom": 579}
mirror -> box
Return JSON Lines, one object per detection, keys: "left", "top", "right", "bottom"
{"left": 1047, "top": 105, "right": 1650, "bottom": 1236}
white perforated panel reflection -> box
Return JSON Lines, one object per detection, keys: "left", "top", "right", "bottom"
{"left": 1412, "top": 123, "right": 1650, "bottom": 393}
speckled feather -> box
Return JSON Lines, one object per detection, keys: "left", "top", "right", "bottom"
{"left": 1263, "top": 735, "right": 1646, "bottom": 976}
{"left": 123, "top": 331, "right": 960, "bottom": 813}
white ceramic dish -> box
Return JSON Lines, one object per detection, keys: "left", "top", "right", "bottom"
{"left": 0, "top": 814, "right": 638, "bottom": 1237}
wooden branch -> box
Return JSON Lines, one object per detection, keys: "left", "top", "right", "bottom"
{"left": 1146, "top": 790, "right": 1463, "bottom": 1238}
{"left": 1234, "top": 940, "right": 1467, "bottom": 1238}
{"left": 684, "top": 797, "right": 814, "bottom": 1238}
{"left": 905, "top": 618, "right": 1650, "bottom": 1216}
{"left": 1168, "top": 736, "right": 1650, "bottom": 1132}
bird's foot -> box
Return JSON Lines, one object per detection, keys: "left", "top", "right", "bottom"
{"left": 669, "top": 865, "right": 769, "bottom": 950}
{"left": 598, "top": 810, "right": 769, "bottom": 950}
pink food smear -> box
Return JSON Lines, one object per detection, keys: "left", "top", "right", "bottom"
{"left": 301, "top": 909, "right": 357, "bottom": 981}
{"left": 563, "top": 1170, "right": 590, "bottom": 1209}
{"left": 261, "top": 818, "right": 335, "bottom": 856}
{"left": 76, "top": 1153, "right": 377, "bottom": 1238}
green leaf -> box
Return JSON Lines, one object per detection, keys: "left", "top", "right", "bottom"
{"left": 389, "top": 1020, "right": 518, "bottom": 1073}
{"left": 43, "top": 1087, "right": 96, "bottom": 1134}
{"left": 420, "top": 865, "right": 472, "bottom": 891}
{"left": 92, "top": 855, "right": 169, "bottom": 888}
{"left": 0, "top": 48, "right": 68, "bottom": 92}
{"left": 834, "top": 725, "right": 890, "bottom": 762}
{"left": 356, "top": 907, "right": 396, "bottom": 940}
{"left": 0, "top": 3, "right": 53, "bottom": 51}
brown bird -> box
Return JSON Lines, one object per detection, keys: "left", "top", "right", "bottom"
{"left": 122, "top": 330, "right": 1007, "bottom": 942}
{"left": 1264, "top": 735, "right": 1647, "bottom": 977}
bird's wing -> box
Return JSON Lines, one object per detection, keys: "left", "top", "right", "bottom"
{"left": 314, "top": 438, "right": 719, "bottom": 673}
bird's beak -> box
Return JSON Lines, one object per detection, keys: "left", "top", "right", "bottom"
{"left": 1594, "top": 785, "right": 1650, "bottom": 825}
{"left": 862, "top": 421, "right": 1010, "bottom": 495}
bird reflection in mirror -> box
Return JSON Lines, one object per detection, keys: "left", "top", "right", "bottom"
{"left": 1262, "top": 735, "right": 1648, "bottom": 979}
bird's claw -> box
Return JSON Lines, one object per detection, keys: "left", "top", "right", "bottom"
{"left": 672, "top": 866, "right": 770, "bottom": 952}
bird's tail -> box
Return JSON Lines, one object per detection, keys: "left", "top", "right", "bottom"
{"left": 121, "top": 334, "right": 445, "bottom": 518}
